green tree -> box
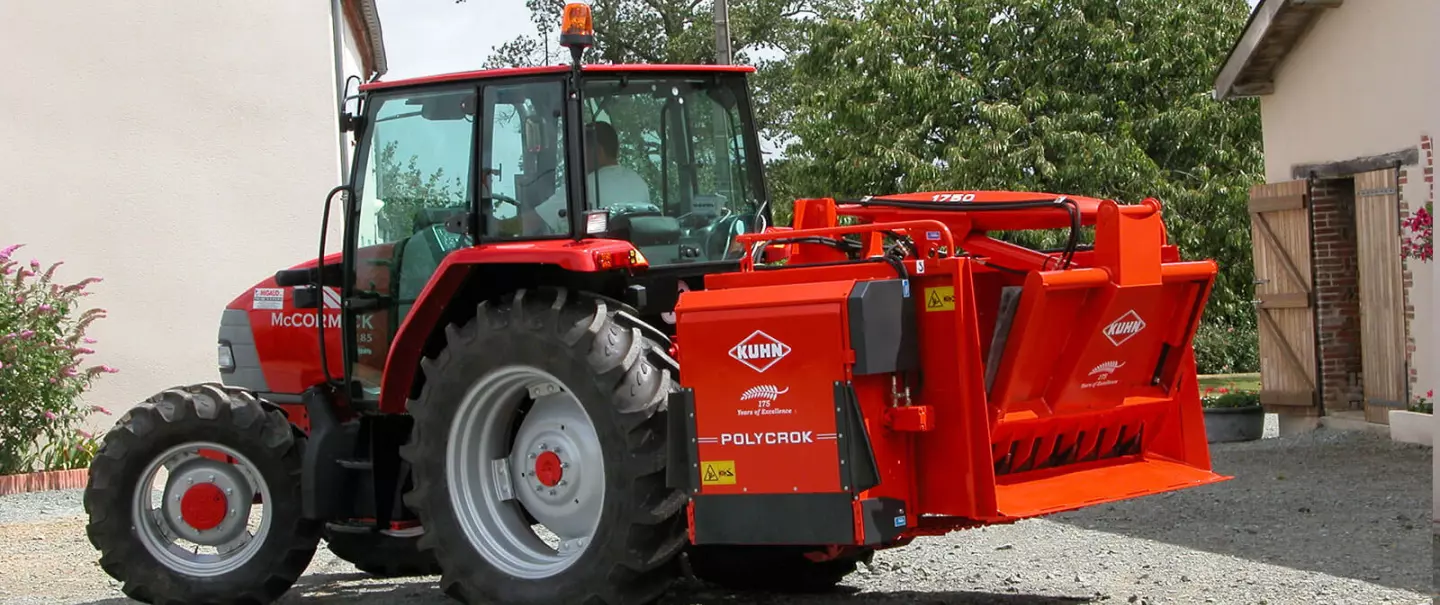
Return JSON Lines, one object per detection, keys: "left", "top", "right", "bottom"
{"left": 779, "top": 0, "right": 1263, "bottom": 366}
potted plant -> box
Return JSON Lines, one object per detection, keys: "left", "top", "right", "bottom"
{"left": 1200, "top": 386, "right": 1264, "bottom": 443}
{"left": 1388, "top": 390, "right": 1432, "bottom": 447}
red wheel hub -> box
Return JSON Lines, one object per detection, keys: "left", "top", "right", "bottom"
{"left": 534, "top": 451, "right": 564, "bottom": 487}
{"left": 180, "top": 483, "right": 229, "bottom": 530}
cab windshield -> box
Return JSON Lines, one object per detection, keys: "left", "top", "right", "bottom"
{"left": 578, "top": 74, "right": 766, "bottom": 265}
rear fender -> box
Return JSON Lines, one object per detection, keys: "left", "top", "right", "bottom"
{"left": 376, "top": 239, "right": 641, "bottom": 414}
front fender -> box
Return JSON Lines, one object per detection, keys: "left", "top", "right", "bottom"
{"left": 377, "top": 239, "right": 641, "bottom": 414}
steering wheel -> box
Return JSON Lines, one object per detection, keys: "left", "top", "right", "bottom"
{"left": 708, "top": 213, "right": 752, "bottom": 261}
{"left": 486, "top": 192, "right": 520, "bottom": 207}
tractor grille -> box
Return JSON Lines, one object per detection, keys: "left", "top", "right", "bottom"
{"left": 992, "top": 422, "right": 1146, "bottom": 476}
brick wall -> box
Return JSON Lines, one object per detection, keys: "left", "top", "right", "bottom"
{"left": 1311, "top": 177, "right": 1363, "bottom": 412}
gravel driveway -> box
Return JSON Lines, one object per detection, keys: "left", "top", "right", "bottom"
{"left": 0, "top": 427, "right": 1430, "bottom": 605}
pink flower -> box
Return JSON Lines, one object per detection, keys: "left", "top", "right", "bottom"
{"left": 37, "top": 304, "right": 53, "bottom": 313}
{"left": 0, "top": 244, "right": 21, "bottom": 259}
{"left": 43, "top": 411, "right": 56, "bottom": 420}
{"left": 83, "top": 337, "right": 97, "bottom": 344}
{"left": 91, "top": 405, "right": 111, "bottom": 415}
{"left": 77, "top": 429, "right": 93, "bottom": 440}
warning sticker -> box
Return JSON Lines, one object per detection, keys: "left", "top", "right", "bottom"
{"left": 252, "top": 288, "right": 284, "bottom": 310}
{"left": 924, "top": 286, "right": 955, "bottom": 312}
{"left": 701, "top": 461, "right": 736, "bottom": 486}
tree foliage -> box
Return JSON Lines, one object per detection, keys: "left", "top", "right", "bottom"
{"left": 779, "top": 0, "right": 1264, "bottom": 345}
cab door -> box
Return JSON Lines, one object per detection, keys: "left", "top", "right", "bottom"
{"left": 341, "top": 85, "right": 479, "bottom": 400}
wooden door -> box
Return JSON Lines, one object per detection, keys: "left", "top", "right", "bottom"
{"left": 1248, "top": 180, "right": 1318, "bottom": 410}
{"left": 1354, "top": 168, "right": 1407, "bottom": 424}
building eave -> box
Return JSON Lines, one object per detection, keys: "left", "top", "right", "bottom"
{"left": 343, "top": 0, "right": 388, "bottom": 79}
{"left": 1212, "top": 0, "right": 1342, "bottom": 101}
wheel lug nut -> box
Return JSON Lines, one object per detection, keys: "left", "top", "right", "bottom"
{"left": 539, "top": 443, "right": 548, "bottom": 450}
{"left": 561, "top": 462, "right": 570, "bottom": 469}
{"left": 208, "top": 474, "right": 216, "bottom": 482}
{"left": 549, "top": 489, "right": 556, "bottom": 495}
{"left": 559, "top": 480, "right": 567, "bottom": 486}
{"left": 529, "top": 453, "right": 537, "bottom": 460}
{"left": 536, "top": 486, "right": 544, "bottom": 492}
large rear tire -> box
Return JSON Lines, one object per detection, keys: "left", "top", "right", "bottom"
{"left": 83, "top": 383, "right": 320, "bottom": 605}
{"left": 685, "top": 545, "right": 873, "bottom": 593}
{"left": 401, "top": 288, "right": 687, "bottom": 605}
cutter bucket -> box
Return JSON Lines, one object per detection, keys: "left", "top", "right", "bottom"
{"left": 671, "top": 194, "right": 1230, "bottom": 549}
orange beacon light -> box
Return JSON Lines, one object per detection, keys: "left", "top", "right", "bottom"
{"left": 560, "top": 3, "right": 595, "bottom": 50}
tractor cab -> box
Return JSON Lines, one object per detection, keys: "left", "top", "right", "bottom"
{"left": 325, "top": 5, "right": 769, "bottom": 402}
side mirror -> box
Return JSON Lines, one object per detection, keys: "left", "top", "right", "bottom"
{"left": 274, "top": 263, "right": 344, "bottom": 288}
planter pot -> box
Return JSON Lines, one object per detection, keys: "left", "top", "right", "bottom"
{"left": 1203, "top": 405, "right": 1264, "bottom": 443}
{"left": 0, "top": 468, "right": 89, "bottom": 496}
{"left": 1388, "top": 410, "right": 1432, "bottom": 447}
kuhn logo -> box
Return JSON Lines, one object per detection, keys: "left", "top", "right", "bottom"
{"left": 729, "top": 331, "right": 791, "bottom": 373}
{"left": 1088, "top": 360, "right": 1126, "bottom": 380}
{"left": 740, "top": 385, "right": 789, "bottom": 406}
{"left": 1102, "top": 310, "right": 1146, "bottom": 346}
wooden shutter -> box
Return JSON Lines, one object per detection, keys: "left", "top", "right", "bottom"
{"left": 1354, "top": 168, "right": 1407, "bottom": 423}
{"left": 1248, "top": 180, "right": 1317, "bottom": 409}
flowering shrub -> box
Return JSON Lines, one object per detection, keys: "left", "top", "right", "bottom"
{"left": 1409, "top": 389, "right": 1433, "bottom": 414}
{"left": 0, "top": 244, "right": 117, "bottom": 475}
{"left": 1400, "top": 202, "right": 1432, "bottom": 262}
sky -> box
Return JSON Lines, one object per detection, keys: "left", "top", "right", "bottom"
{"left": 374, "top": 0, "right": 537, "bottom": 80}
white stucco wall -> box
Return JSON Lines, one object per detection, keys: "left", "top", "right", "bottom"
{"left": 0, "top": 3, "right": 358, "bottom": 429}
{"left": 1257, "top": 0, "right": 1437, "bottom": 182}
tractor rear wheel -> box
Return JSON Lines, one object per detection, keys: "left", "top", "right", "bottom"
{"left": 323, "top": 526, "right": 442, "bottom": 577}
{"left": 83, "top": 383, "right": 320, "bottom": 605}
{"left": 685, "top": 545, "right": 874, "bottom": 593}
{"left": 401, "top": 288, "right": 687, "bottom": 605}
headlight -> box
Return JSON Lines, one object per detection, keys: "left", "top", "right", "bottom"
{"left": 218, "top": 342, "right": 236, "bottom": 372}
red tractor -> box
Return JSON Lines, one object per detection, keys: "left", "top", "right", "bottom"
{"left": 82, "top": 5, "right": 1229, "bottom": 605}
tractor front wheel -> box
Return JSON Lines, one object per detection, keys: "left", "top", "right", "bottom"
{"left": 83, "top": 383, "right": 320, "bottom": 604}
{"left": 401, "top": 288, "right": 687, "bottom": 605}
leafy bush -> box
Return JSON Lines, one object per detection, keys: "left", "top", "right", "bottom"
{"left": 0, "top": 244, "right": 117, "bottom": 475}
{"left": 1201, "top": 386, "right": 1260, "bottom": 409}
{"left": 1192, "top": 318, "right": 1259, "bottom": 376}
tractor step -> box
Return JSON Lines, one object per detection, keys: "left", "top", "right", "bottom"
{"left": 993, "top": 457, "right": 1227, "bottom": 520}
{"left": 336, "top": 458, "right": 373, "bottom": 470}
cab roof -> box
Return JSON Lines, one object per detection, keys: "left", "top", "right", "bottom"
{"left": 358, "top": 64, "right": 756, "bottom": 92}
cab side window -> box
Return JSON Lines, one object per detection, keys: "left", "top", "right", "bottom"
{"left": 482, "top": 81, "right": 571, "bottom": 238}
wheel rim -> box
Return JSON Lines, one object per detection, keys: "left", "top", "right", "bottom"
{"left": 131, "top": 441, "right": 273, "bottom": 577}
{"left": 447, "top": 365, "right": 606, "bottom": 579}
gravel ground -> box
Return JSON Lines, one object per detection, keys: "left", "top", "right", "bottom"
{"left": 0, "top": 427, "right": 1430, "bottom": 605}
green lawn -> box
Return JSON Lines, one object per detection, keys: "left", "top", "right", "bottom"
{"left": 1197, "top": 373, "right": 1261, "bottom": 393}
